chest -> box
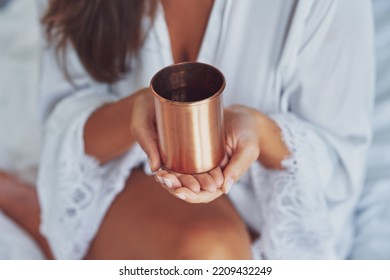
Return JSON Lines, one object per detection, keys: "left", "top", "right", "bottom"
{"left": 161, "top": 0, "right": 214, "bottom": 62}
{"left": 115, "top": 0, "right": 299, "bottom": 114}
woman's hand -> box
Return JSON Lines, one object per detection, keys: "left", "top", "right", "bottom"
{"left": 154, "top": 158, "right": 228, "bottom": 203}
{"left": 129, "top": 88, "right": 161, "bottom": 171}
{"left": 220, "top": 105, "right": 262, "bottom": 193}
{"left": 155, "top": 105, "right": 264, "bottom": 203}
{"left": 135, "top": 99, "right": 289, "bottom": 204}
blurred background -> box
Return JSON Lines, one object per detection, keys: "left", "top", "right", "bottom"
{"left": 0, "top": 0, "right": 43, "bottom": 259}
{"left": 0, "top": 0, "right": 389, "bottom": 259}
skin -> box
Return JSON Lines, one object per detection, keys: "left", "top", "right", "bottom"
{"left": 84, "top": 169, "right": 252, "bottom": 259}
{"left": 0, "top": 171, "right": 53, "bottom": 259}
{"left": 84, "top": 0, "right": 289, "bottom": 202}
{"left": 0, "top": 0, "right": 289, "bottom": 259}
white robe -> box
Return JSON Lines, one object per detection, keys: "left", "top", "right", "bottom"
{"left": 37, "top": 0, "right": 375, "bottom": 259}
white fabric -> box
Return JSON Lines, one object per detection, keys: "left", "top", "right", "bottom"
{"left": 0, "top": 0, "right": 44, "bottom": 259}
{"left": 349, "top": 0, "right": 390, "bottom": 260}
{"left": 37, "top": 0, "right": 375, "bottom": 259}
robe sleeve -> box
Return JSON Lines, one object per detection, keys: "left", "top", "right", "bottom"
{"left": 37, "top": 38, "right": 148, "bottom": 259}
{"left": 250, "top": 0, "right": 375, "bottom": 259}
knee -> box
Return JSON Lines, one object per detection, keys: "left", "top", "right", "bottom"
{"left": 172, "top": 218, "right": 252, "bottom": 260}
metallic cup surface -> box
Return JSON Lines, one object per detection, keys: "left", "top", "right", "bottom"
{"left": 150, "top": 62, "right": 226, "bottom": 174}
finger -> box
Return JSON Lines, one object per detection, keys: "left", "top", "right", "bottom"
{"left": 219, "top": 153, "right": 229, "bottom": 169}
{"left": 155, "top": 170, "right": 168, "bottom": 185}
{"left": 173, "top": 187, "right": 224, "bottom": 204}
{"left": 177, "top": 175, "right": 201, "bottom": 193}
{"left": 222, "top": 144, "right": 259, "bottom": 194}
{"left": 225, "top": 143, "right": 234, "bottom": 158}
{"left": 156, "top": 170, "right": 181, "bottom": 188}
{"left": 194, "top": 173, "right": 218, "bottom": 193}
{"left": 154, "top": 170, "right": 182, "bottom": 198}
{"left": 208, "top": 167, "right": 224, "bottom": 188}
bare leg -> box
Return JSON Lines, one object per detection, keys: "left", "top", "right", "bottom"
{"left": 1, "top": 169, "right": 252, "bottom": 260}
{"left": 0, "top": 171, "right": 53, "bottom": 259}
{"left": 86, "top": 169, "right": 252, "bottom": 259}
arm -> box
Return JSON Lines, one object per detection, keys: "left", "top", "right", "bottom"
{"left": 83, "top": 93, "right": 139, "bottom": 164}
{"left": 251, "top": 0, "right": 375, "bottom": 259}
{"left": 37, "top": 41, "right": 156, "bottom": 259}
{"left": 84, "top": 88, "right": 160, "bottom": 171}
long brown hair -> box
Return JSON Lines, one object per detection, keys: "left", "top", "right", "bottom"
{"left": 43, "top": 0, "right": 157, "bottom": 83}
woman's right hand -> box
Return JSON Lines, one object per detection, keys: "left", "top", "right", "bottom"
{"left": 131, "top": 88, "right": 225, "bottom": 197}
{"left": 155, "top": 162, "right": 227, "bottom": 203}
{"left": 130, "top": 88, "right": 161, "bottom": 172}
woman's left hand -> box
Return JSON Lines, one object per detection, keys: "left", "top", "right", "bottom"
{"left": 156, "top": 104, "right": 263, "bottom": 203}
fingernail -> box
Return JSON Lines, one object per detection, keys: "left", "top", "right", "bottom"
{"left": 156, "top": 176, "right": 164, "bottom": 184}
{"left": 224, "top": 179, "right": 234, "bottom": 194}
{"left": 176, "top": 193, "right": 186, "bottom": 200}
{"left": 163, "top": 178, "right": 173, "bottom": 188}
{"left": 207, "top": 185, "right": 217, "bottom": 193}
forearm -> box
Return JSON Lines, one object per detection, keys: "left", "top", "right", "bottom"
{"left": 84, "top": 90, "right": 143, "bottom": 163}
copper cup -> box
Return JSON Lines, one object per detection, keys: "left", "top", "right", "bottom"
{"left": 150, "top": 62, "right": 226, "bottom": 174}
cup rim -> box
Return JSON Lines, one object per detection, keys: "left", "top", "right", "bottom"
{"left": 150, "top": 62, "right": 226, "bottom": 106}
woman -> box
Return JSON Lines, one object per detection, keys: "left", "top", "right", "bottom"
{"left": 2, "top": 0, "right": 374, "bottom": 259}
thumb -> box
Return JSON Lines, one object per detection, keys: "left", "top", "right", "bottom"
{"left": 130, "top": 105, "right": 161, "bottom": 171}
{"left": 136, "top": 126, "right": 161, "bottom": 172}
{"left": 130, "top": 91, "right": 161, "bottom": 172}
{"left": 222, "top": 144, "right": 259, "bottom": 194}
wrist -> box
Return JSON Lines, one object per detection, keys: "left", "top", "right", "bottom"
{"left": 84, "top": 88, "right": 148, "bottom": 163}
{"left": 256, "top": 114, "right": 290, "bottom": 170}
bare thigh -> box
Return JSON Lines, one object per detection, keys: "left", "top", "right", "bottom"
{"left": 85, "top": 169, "right": 252, "bottom": 260}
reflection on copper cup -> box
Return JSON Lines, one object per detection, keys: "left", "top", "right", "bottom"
{"left": 150, "top": 62, "right": 226, "bottom": 174}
